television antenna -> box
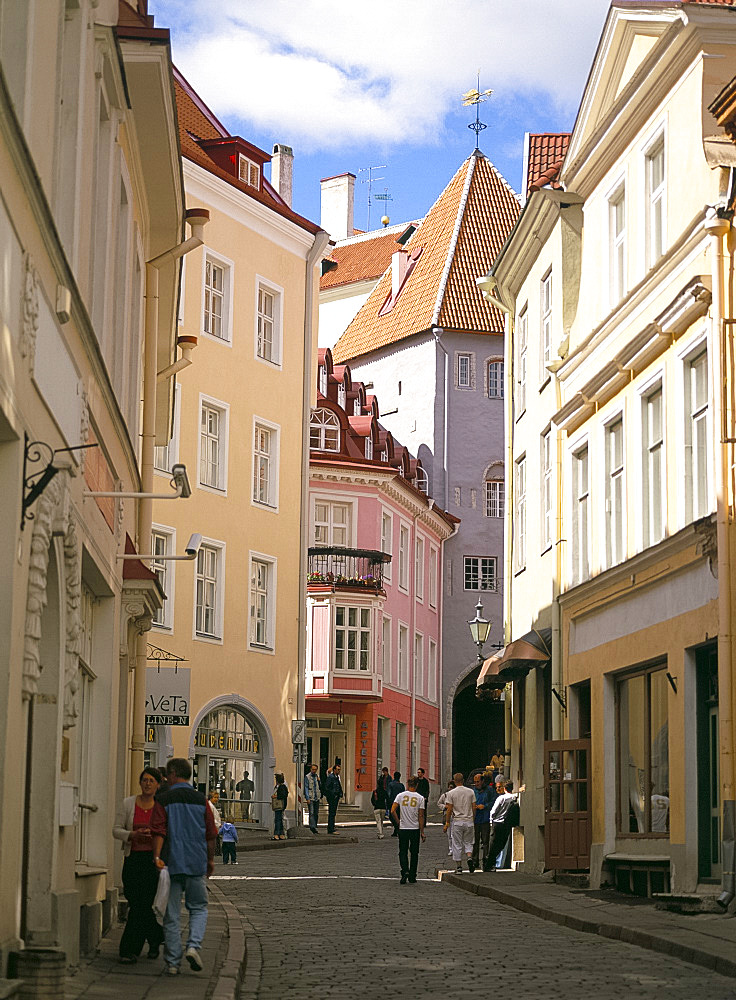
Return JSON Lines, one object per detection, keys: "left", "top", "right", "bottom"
{"left": 358, "top": 164, "right": 386, "bottom": 231}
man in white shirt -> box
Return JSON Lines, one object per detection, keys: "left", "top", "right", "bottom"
{"left": 391, "top": 776, "right": 426, "bottom": 884}
{"left": 485, "top": 779, "right": 525, "bottom": 871}
{"left": 443, "top": 772, "right": 477, "bottom": 873}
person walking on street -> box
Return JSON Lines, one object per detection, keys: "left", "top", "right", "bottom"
{"left": 304, "top": 763, "right": 322, "bottom": 834}
{"left": 438, "top": 780, "right": 455, "bottom": 856}
{"left": 387, "top": 771, "right": 405, "bottom": 837}
{"left": 416, "top": 768, "right": 430, "bottom": 822}
{"left": 391, "top": 776, "right": 426, "bottom": 884}
{"left": 271, "top": 773, "right": 288, "bottom": 840}
{"left": 113, "top": 767, "right": 165, "bottom": 963}
{"left": 443, "top": 772, "right": 477, "bottom": 873}
{"left": 378, "top": 766, "right": 391, "bottom": 818}
{"left": 324, "top": 763, "right": 343, "bottom": 833}
{"left": 371, "top": 781, "right": 388, "bottom": 839}
{"left": 151, "top": 758, "right": 217, "bottom": 976}
{"left": 471, "top": 772, "right": 492, "bottom": 870}
{"left": 485, "top": 779, "right": 525, "bottom": 871}
{"left": 220, "top": 818, "right": 238, "bottom": 864}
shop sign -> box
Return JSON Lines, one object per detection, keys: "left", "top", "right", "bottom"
{"left": 145, "top": 667, "right": 190, "bottom": 726}
{"left": 193, "top": 730, "right": 260, "bottom": 753}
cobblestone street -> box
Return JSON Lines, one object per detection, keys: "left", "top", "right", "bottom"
{"left": 212, "top": 826, "right": 736, "bottom": 1000}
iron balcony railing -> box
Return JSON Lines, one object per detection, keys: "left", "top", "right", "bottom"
{"left": 307, "top": 546, "right": 391, "bottom": 592}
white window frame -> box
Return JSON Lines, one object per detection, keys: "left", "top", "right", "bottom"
{"left": 608, "top": 179, "right": 626, "bottom": 305}
{"left": 193, "top": 538, "right": 226, "bottom": 643}
{"left": 310, "top": 407, "right": 340, "bottom": 452}
{"left": 428, "top": 546, "right": 438, "bottom": 609}
{"left": 365, "top": 434, "right": 373, "bottom": 460}
{"left": 251, "top": 416, "right": 280, "bottom": 511}
{"left": 540, "top": 270, "right": 552, "bottom": 380}
{"left": 456, "top": 352, "right": 473, "bottom": 389}
{"left": 414, "top": 631, "right": 424, "bottom": 698}
{"left": 541, "top": 429, "right": 553, "bottom": 551}
{"left": 313, "top": 499, "right": 352, "bottom": 547}
{"left": 415, "top": 536, "right": 425, "bottom": 603}
{"left": 641, "top": 379, "right": 665, "bottom": 549}
{"left": 517, "top": 306, "right": 527, "bottom": 415}
{"left": 151, "top": 524, "right": 176, "bottom": 630}
{"left": 381, "top": 510, "right": 393, "bottom": 583}
{"left": 643, "top": 129, "right": 666, "bottom": 271}
{"left": 485, "top": 479, "right": 505, "bottom": 518}
{"left": 239, "top": 153, "right": 260, "bottom": 189}
{"left": 428, "top": 639, "right": 437, "bottom": 703}
{"left": 464, "top": 555, "right": 497, "bottom": 592}
{"left": 198, "top": 394, "right": 230, "bottom": 494}
{"left": 201, "top": 248, "right": 234, "bottom": 345}
{"left": 154, "top": 382, "right": 181, "bottom": 475}
{"left": 514, "top": 455, "right": 527, "bottom": 572}
{"left": 248, "top": 551, "right": 277, "bottom": 653}
{"left": 487, "top": 358, "right": 504, "bottom": 399}
{"left": 397, "top": 622, "right": 409, "bottom": 689}
{"left": 571, "top": 441, "right": 590, "bottom": 585}
{"left": 604, "top": 415, "right": 625, "bottom": 568}
{"left": 382, "top": 614, "right": 392, "bottom": 681}
{"left": 334, "top": 605, "right": 372, "bottom": 672}
{"left": 398, "top": 523, "right": 410, "bottom": 592}
{"left": 254, "top": 274, "right": 284, "bottom": 368}
{"left": 682, "top": 340, "right": 710, "bottom": 523}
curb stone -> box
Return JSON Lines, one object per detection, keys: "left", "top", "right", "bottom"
{"left": 208, "top": 884, "right": 248, "bottom": 1000}
{"left": 234, "top": 835, "right": 358, "bottom": 854}
{"left": 442, "top": 873, "right": 736, "bottom": 979}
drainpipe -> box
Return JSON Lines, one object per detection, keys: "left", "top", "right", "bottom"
{"left": 410, "top": 509, "right": 419, "bottom": 773}
{"left": 548, "top": 364, "right": 565, "bottom": 742}
{"left": 130, "top": 208, "right": 209, "bottom": 790}
{"left": 706, "top": 209, "right": 736, "bottom": 910}
{"left": 438, "top": 516, "right": 459, "bottom": 786}
{"left": 432, "top": 327, "right": 449, "bottom": 511}
{"left": 296, "top": 228, "right": 330, "bottom": 827}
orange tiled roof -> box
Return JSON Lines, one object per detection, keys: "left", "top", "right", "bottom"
{"left": 332, "top": 152, "right": 520, "bottom": 364}
{"left": 173, "top": 69, "right": 320, "bottom": 236}
{"left": 320, "top": 225, "right": 420, "bottom": 291}
{"left": 525, "top": 133, "right": 570, "bottom": 198}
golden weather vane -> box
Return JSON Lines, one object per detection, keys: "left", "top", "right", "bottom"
{"left": 462, "top": 72, "right": 493, "bottom": 150}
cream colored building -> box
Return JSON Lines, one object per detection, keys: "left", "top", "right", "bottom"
{"left": 0, "top": 0, "right": 184, "bottom": 977}
{"left": 483, "top": 0, "right": 736, "bottom": 897}
{"left": 147, "top": 73, "right": 327, "bottom": 827}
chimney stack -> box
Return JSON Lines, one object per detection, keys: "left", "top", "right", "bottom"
{"left": 271, "top": 144, "right": 294, "bottom": 207}
{"left": 320, "top": 173, "right": 355, "bottom": 242}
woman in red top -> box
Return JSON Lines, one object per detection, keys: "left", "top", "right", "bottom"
{"left": 113, "top": 767, "right": 164, "bottom": 963}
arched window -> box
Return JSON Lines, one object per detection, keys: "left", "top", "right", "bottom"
{"left": 416, "top": 467, "right": 429, "bottom": 494}
{"left": 193, "top": 705, "right": 264, "bottom": 823}
{"left": 487, "top": 360, "right": 504, "bottom": 398}
{"left": 310, "top": 408, "right": 340, "bottom": 451}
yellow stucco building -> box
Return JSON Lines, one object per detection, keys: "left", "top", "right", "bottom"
{"left": 148, "top": 72, "right": 327, "bottom": 828}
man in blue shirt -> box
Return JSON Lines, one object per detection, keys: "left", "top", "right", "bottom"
{"left": 471, "top": 771, "right": 494, "bottom": 872}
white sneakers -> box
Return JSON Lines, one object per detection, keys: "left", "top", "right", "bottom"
{"left": 185, "top": 946, "right": 203, "bottom": 972}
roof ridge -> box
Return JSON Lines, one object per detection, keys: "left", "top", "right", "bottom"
{"left": 431, "top": 156, "right": 476, "bottom": 326}
{"left": 486, "top": 158, "right": 522, "bottom": 206}
{"left": 335, "top": 222, "right": 420, "bottom": 247}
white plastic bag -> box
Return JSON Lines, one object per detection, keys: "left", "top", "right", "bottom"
{"left": 153, "top": 865, "right": 170, "bottom": 926}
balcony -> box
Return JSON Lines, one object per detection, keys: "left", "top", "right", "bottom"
{"left": 307, "top": 546, "right": 390, "bottom": 594}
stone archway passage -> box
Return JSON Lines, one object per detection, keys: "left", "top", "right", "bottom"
{"left": 452, "top": 672, "right": 505, "bottom": 778}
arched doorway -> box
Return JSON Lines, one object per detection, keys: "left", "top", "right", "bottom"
{"left": 190, "top": 702, "right": 270, "bottom": 826}
{"left": 452, "top": 664, "right": 505, "bottom": 778}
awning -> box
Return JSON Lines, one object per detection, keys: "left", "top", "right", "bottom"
{"left": 477, "top": 628, "right": 552, "bottom": 690}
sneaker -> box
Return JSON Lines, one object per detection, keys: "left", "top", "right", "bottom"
{"left": 165, "top": 965, "right": 180, "bottom": 976}
{"left": 400, "top": 874, "right": 408, "bottom": 884}
{"left": 118, "top": 956, "right": 137, "bottom": 965}
{"left": 468, "top": 860, "right": 477, "bottom": 873}
{"left": 185, "top": 947, "right": 203, "bottom": 972}
{"left": 447, "top": 851, "right": 453, "bottom": 857}
{"left": 408, "top": 877, "right": 417, "bottom": 884}
{"left": 455, "top": 864, "right": 463, "bottom": 874}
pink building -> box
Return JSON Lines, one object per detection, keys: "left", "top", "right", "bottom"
{"left": 306, "top": 349, "right": 457, "bottom": 810}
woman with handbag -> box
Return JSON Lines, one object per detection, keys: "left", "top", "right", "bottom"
{"left": 113, "top": 767, "right": 165, "bottom": 963}
{"left": 271, "top": 772, "right": 288, "bottom": 840}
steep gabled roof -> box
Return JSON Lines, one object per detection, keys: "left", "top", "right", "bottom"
{"left": 332, "top": 151, "right": 520, "bottom": 363}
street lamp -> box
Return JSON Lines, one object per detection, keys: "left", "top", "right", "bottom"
{"left": 467, "top": 598, "right": 492, "bottom": 667}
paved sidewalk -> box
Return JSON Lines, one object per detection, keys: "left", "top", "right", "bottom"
{"left": 64, "top": 884, "right": 242, "bottom": 1000}
{"left": 443, "top": 869, "right": 736, "bottom": 978}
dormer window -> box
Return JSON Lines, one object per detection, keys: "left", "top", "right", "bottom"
{"left": 310, "top": 408, "right": 340, "bottom": 451}
{"left": 381, "top": 448, "right": 388, "bottom": 462}
{"left": 318, "top": 366, "right": 327, "bottom": 396}
{"left": 353, "top": 398, "right": 361, "bottom": 416}
{"left": 338, "top": 383, "right": 346, "bottom": 408}
{"left": 416, "top": 468, "right": 429, "bottom": 495}
{"left": 365, "top": 436, "right": 373, "bottom": 460}
{"left": 239, "top": 154, "right": 260, "bottom": 189}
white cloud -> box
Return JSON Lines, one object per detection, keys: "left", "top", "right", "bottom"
{"left": 153, "top": 0, "right": 611, "bottom": 150}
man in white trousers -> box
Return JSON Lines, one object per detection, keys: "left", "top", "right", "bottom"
{"left": 443, "top": 772, "right": 477, "bottom": 873}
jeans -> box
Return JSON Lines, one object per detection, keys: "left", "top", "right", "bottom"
{"left": 327, "top": 798, "right": 339, "bottom": 833}
{"left": 221, "top": 842, "right": 237, "bottom": 863}
{"left": 163, "top": 874, "right": 208, "bottom": 968}
{"left": 273, "top": 808, "right": 284, "bottom": 836}
{"left": 373, "top": 809, "right": 384, "bottom": 837}
{"left": 306, "top": 800, "right": 320, "bottom": 832}
{"left": 472, "top": 822, "right": 490, "bottom": 865}
{"left": 119, "top": 852, "right": 163, "bottom": 958}
{"left": 398, "top": 829, "right": 420, "bottom": 879}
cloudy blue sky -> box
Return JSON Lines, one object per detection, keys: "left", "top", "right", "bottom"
{"left": 151, "top": 0, "right": 612, "bottom": 229}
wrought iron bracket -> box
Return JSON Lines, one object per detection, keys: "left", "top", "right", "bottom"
{"left": 551, "top": 686, "right": 567, "bottom": 712}
{"left": 21, "top": 434, "right": 97, "bottom": 530}
{"left": 666, "top": 672, "right": 678, "bottom": 694}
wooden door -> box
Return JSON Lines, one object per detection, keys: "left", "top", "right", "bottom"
{"left": 544, "top": 739, "right": 591, "bottom": 870}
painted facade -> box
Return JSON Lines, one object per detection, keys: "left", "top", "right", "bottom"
{"left": 148, "top": 72, "right": 328, "bottom": 831}
{"left": 307, "top": 350, "right": 456, "bottom": 809}
{"left": 331, "top": 151, "right": 520, "bottom": 782}
{"left": 0, "top": 0, "right": 183, "bottom": 973}
{"left": 485, "top": 0, "right": 736, "bottom": 896}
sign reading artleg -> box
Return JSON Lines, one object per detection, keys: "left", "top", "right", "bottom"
{"left": 145, "top": 667, "right": 190, "bottom": 726}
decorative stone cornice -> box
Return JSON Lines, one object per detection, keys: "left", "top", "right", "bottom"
{"left": 121, "top": 578, "right": 163, "bottom": 637}
{"left": 20, "top": 252, "right": 39, "bottom": 372}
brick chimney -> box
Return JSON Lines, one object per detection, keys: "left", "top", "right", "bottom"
{"left": 271, "top": 144, "right": 293, "bottom": 207}
{"left": 320, "top": 173, "right": 355, "bottom": 242}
